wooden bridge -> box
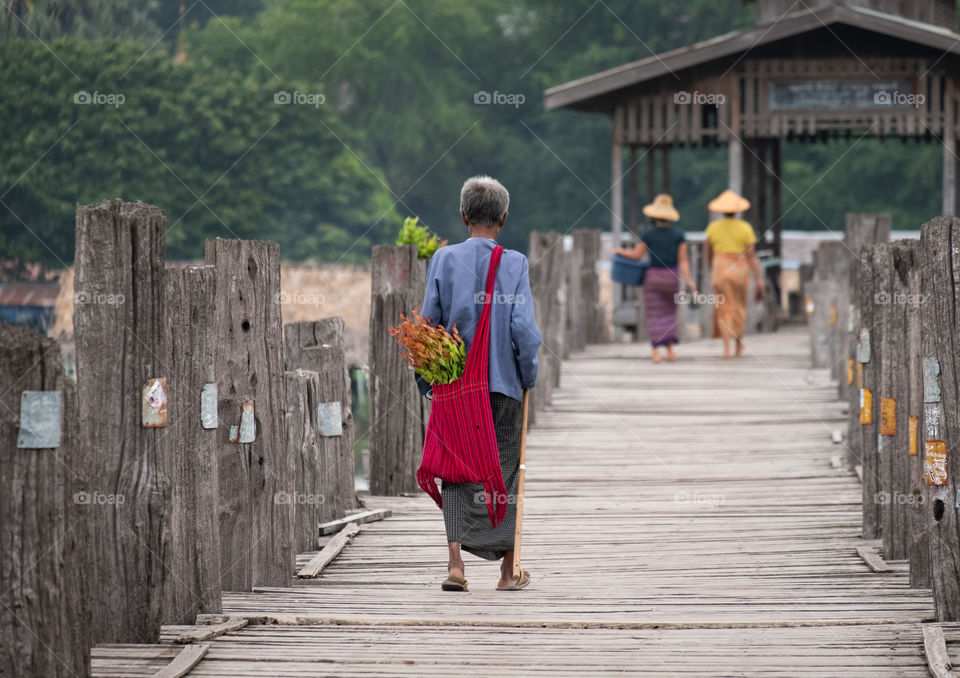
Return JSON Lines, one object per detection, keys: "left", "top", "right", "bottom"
{"left": 90, "top": 328, "right": 950, "bottom": 677}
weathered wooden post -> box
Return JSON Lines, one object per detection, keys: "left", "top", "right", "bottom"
{"left": 528, "top": 231, "right": 565, "bottom": 418}
{"left": 285, "top": 317, "right": 356, "bottom": 542}
{"left": 74, "top": 199, "right": 169, "bottom": 643}
{"left": 919, "top": 217, "right": 960, "bottom": 620}
{"left": 573, "top": 229, "right": 606, "bottom": 344}
{"left": 369, "top": 245, "right": 427, "bottom": 495}
{"left": 1, "top": 324, "right": 87, "bottom": 677}
{"left": 284, "top": 369, "right": 325, "bottom": 553}
{"left": 206, "top": 238, "right": 292, "bottom": 589}
{"left": 162, "top": 264, "right": 222, "bottom": 623}
{"left": 809, "top": 241, "right": 846, "bottom": 369}
{"left": 857, "top": 246, "right": 882, "bottom": 540}
{"left": 564, "top": 243, "right": 584, "bottom": 355}
{"left": 874, "top": 242, "right": 918, "bottom": 562}
{"left": 840, "top": 214, "right": 891, "bottom": 469}
{"left": 901, "top": 241, "right": 929, "bottom": 588}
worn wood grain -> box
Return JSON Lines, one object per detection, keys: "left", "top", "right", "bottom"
{"left": 858, "top": 246, "right": 882, "bottom": 540}
{"left": 369, "top": 245, "right": 427, "bottom": 495}
{"left": 152, "top": 642, "right": 210, "bottom": 678}
{"left": 206, "top": 238, "right": 291, "bottom": 590}
{"left": 919, "top": 217, "right": 960, "bottom": 621}
{"left": 572, "top": 230, "right": 606, "bottom": 344}
{"left": 922, "top": 624, "right": 953, "bottom": 678}
{"left": 74, "top": 199, "right": 170, "bottom": 643}
{"left": 0, "top": 324, "right": 87, "bottom": 677}
{"left": 163, "top": 264, "right": 222, "bottom": 624}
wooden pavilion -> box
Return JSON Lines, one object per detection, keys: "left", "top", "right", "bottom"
{"left": 545, "top": 0, "right": 960, "bottom": 319}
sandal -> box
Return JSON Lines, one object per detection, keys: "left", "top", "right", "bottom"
{"left": 441, "top": 577, "right": 468, "bottom": 592}
{"left": 496, "top": 568, "right": 531, "bottom": 591}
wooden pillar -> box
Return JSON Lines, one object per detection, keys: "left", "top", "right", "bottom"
{"left": 874, "top": 243, "right": 918, "bottom": 562}
{"left": 919, "top": 216, "right": 960, "bottom": 620}
{"left": 206, "top": 238, "right": 291, "bottom": 590}
{"left": 842, "top": 214, "right": 892, "bottom": 470}
{"left": 369, "top": 245, "right": 427, "bottom": 495}
{"left": 74, "top": 199, "right": 169, "bottom": 643}
{"left": 611, "top": 106, "right": 624, "bottom": 247}
{"left": 162, "top": 264, "right": 222, "bottom": 624}
{"left": 565, "top": 245, "right": 584, "bottom": 355}
{"left": 902, "top": 239, "right": 929, "bottom": 588}
{"left": 573, "top": 229, "right": 606, "bottom": 344}
{"left": 285, "top": 317, "right": 356, "bottom": 525}
{"left": 771, "top": 139, "right": 783, "bottom": 259}
{"left": 528, "top": 231, "right": 565, "bottom": 417}
{"left": 756, "top": 139, "right": 768, "bottom": 244}
{"left": 646, "top": 145, "right": 656, "bottom": 206}
{"left": 283, "top": 369, "right": 324, "bottom": 553}
{"left": 1, "top": 324, "right": 87, "bottom": 677}
{"left": 858, "top": 245, "right": 882, "bottom": 540}
{"left": 728, "top": 138, "right": 744, "bottom": 195}
{"left": 943, "top": 80, "right": 956, "bottom": 217}
{"left": 628, "top": 146, "right": 639, "bottom": 234}
{"left": 661, "top": 145, "right": 670, "bottom": 194}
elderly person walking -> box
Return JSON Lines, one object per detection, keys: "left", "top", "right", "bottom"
{"left": 612, "top": 194, "right": 696, "bottom": 362}
{"left": 704, "top": 189, "right": 765, "bottom": 358}
{"left": 417, "top": 175, "right": 541, "bottom": 592}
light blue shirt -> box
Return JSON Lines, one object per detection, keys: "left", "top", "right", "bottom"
{"left": 417, "top": 237, "right": 541, "bottom": 401}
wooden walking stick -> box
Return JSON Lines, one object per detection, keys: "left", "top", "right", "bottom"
{"left": 512, "top": 388, "right": 530, "bottom": 580}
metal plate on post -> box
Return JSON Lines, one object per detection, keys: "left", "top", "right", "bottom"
{"left": 238, "top": 400, "right": 255, "bottom": 443}
{"left": 317, "top": 401, "right": 343, "bottom": 437}
{"left": 201, "top": 383, "right": 218, "bottom": 429}
{"left": 17, "top": 390, "right": 62, "bottom": 448}
{"left": 856, "top": 328, "right": 871, "bottom": 363}
{"left": 142, "top": 378, "right": 168, "bottom": 428}
{"left": 923, "top": 357, "right": 942, "bottom": 403}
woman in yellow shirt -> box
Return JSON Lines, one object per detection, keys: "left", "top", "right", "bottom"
{"left": 704, "top": 190, "right": 765, "bottom": 359}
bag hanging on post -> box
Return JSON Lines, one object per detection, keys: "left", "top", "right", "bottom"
{"left": 417, "top": 245, "right": 507, "bottom": 528}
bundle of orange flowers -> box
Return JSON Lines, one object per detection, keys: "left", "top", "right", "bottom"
{"left": 389, "top": 309, "right": 466, "bottom": 385}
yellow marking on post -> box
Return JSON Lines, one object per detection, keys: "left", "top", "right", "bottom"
{"left": 828, "top": 305, "right": 837, "bottom": 325}
{"left": 846, "top": 359, "right": 854, "bottom": 385}
{"left": 925, "top": 440, "right": 948, "bottom": 486}
{"left": 880, "top": 398, "right": 896, "bottom": 436}
{"left": 908, "top": 416, "right": 918, "bottom": 456}
{"left": 860, "top": 388, "right": 872, "bottom": 425}
{"left": 805, "top": 298, "right": 814, "bottom": 317}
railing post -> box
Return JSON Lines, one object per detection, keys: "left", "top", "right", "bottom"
{"left": 1, "top": 324, "right": 87, "bottom": 677}
{"left": 285, "top": 317, "right": 356, "bottom": 548}
{"left": 162, "top": 264, "right": 222, "bottom": 623}
{"left": 205, "top": 238, "right": 292, "bottom": 590}
{"left": 528, "top": 231, "right": 565, "bottom": 418}
{"left": 857, "top": 245, "right": 882, "bottom": 540}
{"left": 74, "top": 199, "right": 169, "bottom": 643}
{"left": 919, "top": 216, "right": 960, "bottom": 620}
{"left": 368, "top": 245, "right": 427, "bottom": 495}
{"left": 572, "top": 229, "right": 606, "bottom": 344}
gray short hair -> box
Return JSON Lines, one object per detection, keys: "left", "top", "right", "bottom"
{"left": 460, "top": 176, "right": 509, "bottom": 226}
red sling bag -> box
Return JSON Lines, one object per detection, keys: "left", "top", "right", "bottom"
{"left": 417, "top": 244, "right": 507, "bottom": 528}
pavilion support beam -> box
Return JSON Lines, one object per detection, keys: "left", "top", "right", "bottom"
{"left": 611, "top": 106, "right": 624, "bottom": 247}
{"left": 943, "top": 134, "right": 956, "bottom": 217}
{"left": 628, "top": 146, "right": 639, "bottom": 235}
{"left": 646, "top": 145, "right": 656, "bottom": 205}
{"left": 728, "top": 138, "right": 744, "bottom": 195}
{"left": 771, "top": 139, "right": 783, "bottom": 259}
{"left": 661, "top": 146, "right": 670, "bottom": 194}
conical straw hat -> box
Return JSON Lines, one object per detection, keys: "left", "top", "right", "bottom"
{"left": 641, "top": 193, "right": 680, "bottom": 222}
{"left": 708, "top": 189, "right": 750, "bottom": 214}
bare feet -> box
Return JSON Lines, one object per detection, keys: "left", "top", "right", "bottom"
{"left": 735, "top": 339, "right": 745, "bottom": 357}
{"left": 665, "top": 345, "right": 676, "bottom": 362}
{"left": 652, "top": 348, "right": 661, "bottom": 363}
{"left": 721, "top": 338, "right": 731, "bottom": 359}
{"left": 497, "top": 551, "right": 530, "bottom": 589}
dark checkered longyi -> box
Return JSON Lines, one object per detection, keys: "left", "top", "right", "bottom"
{"left": 441, "top": 392, "right": 522, "bottom": 561}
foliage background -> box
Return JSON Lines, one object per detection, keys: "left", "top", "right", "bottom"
{"left": 0, "top": 0, "right": 946, "bottom": 267}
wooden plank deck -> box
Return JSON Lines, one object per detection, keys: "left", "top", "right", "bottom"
{"left": 93, "top": 328, "right": 942, "bottom": 676}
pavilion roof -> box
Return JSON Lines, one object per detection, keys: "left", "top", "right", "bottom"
{"left": 544, "top": 3, "right": 960, "bottom": 112}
